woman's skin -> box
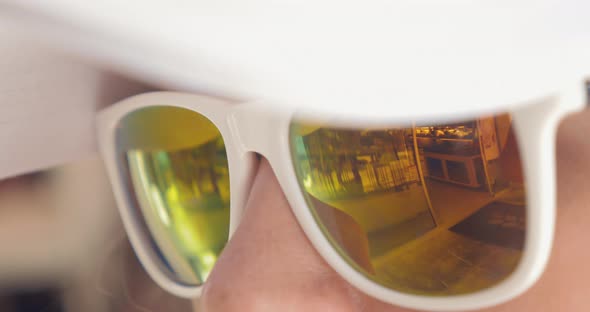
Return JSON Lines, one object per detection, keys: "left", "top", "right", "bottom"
{"left": 197, "top": 108, "right": 590, "bottom": 312}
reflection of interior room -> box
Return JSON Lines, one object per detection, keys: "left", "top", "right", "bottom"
{"left": 416, "top": 114, "right": 525, "bottom": 228}
{"left": 294, "top": 113, "right": 526, "bottom": 295}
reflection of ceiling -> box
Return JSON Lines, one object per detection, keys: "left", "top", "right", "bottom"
{"left": 119, "top": 107, "right": 221, "bottom": 152}
{"left": 293, "top": 124, "right": 323, "bottom": 137}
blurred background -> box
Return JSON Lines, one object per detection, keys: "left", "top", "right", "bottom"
{"left": 0, "top": 157, "right": 194, "bottom": 312}
{"left": 0, "top": 157, "right": 111, "bottom": 312}
{"left": 0, "top": 31, "right": 195, "bottom": 312}
{"left": 0, "top": 161, "right": 199, "bottom": 312}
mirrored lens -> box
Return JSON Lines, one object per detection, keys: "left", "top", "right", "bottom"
{"left": 117, "top": 106, "right": 230, "bottom": 286}
{"left": 290, "top": 113, "right": 526, "bottom": 296}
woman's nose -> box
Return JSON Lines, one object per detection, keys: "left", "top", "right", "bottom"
{"left": 198, "top": 157, "right": 371, "bottom": 312}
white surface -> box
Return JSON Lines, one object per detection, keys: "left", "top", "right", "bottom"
{"left": 97, "top": 91, "right": 586, "bottom": 311}
{"left": 1, "top": 0, "right": 589, "bottom": 120}
{"left": 0, "top": 35, "right": 151, "bottom": 180}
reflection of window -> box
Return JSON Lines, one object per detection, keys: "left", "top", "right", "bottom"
{"left": 298, "top": 127, "right": 424, "bottom": 199}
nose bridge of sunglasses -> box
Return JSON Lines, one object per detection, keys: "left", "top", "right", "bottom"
{"left": 228, "top": 104, "right": 293, "bottom": 158}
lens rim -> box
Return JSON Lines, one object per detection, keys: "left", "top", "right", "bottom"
{"left": 276, "top": 97, "right": 570, "bottom": 311}
{"left": 97, "top": 93, "right": 251, "bottom": 298}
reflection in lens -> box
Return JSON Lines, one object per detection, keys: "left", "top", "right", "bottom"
{"left": 117, "top": 106, "right": 230, "bottom": 286}
{"left": 290, "top": 114, "right": 526, "bottom": 295}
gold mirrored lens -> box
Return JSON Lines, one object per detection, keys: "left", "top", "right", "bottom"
{"left": 117, "top": 106, "right": 230, "bottom": 286}
{"left": 290, "top": 113, "right": 526, "bottom": 295}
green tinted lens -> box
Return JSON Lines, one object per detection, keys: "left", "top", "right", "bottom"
{"left": 117, "top": 106, "right": 230, "bottom": 285}
{"left": 290, "top": 113, "right": 526, "bottom": 296}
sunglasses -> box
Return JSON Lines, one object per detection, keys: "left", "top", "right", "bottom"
{"left": 96, "top": 89, "right": 586, "bottom": 311}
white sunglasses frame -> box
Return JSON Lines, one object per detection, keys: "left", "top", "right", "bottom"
{"left": 96, "top": 88, "right": 586, "bottom": 312}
